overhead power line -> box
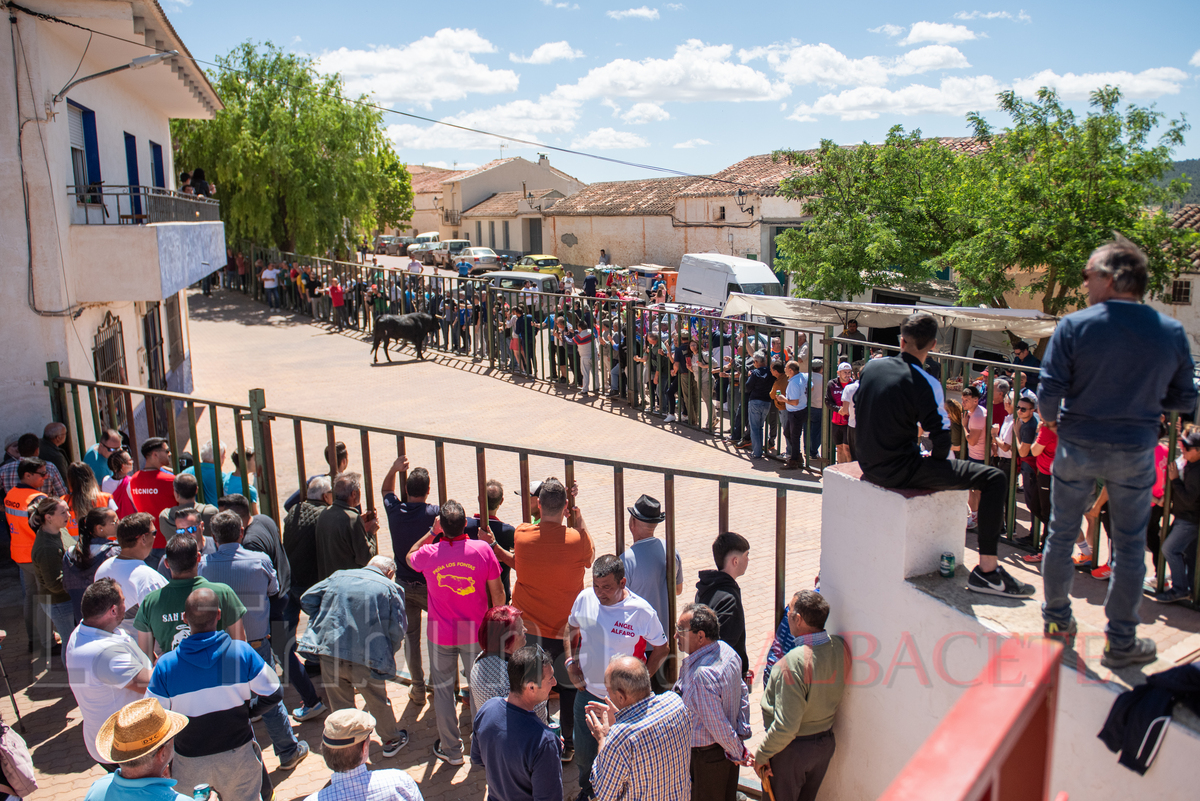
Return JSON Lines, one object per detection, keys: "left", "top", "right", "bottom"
{"left": 5, "top": 1, "right": 769, "bottom": 191}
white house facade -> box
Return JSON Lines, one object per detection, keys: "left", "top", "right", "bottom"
{"left": 1, "top": 0, "right": 225, "bottom": 442}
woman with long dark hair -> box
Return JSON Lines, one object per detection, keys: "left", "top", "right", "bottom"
{"left": 63, "top": 507, "right": 119, "bottom": 623}
{"left": 63, "top": 461, "right": 114, "bottom": 538}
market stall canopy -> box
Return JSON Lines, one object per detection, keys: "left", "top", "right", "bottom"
{"left": 721, "top": 295, "right": 1059, "bottom": 339}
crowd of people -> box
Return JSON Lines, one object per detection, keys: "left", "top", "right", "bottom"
{"left": 5, "top": 239, "right": 1196, "bottom": 801}
{"left": 3, "top": 419, "right": 849, "bottom": 801}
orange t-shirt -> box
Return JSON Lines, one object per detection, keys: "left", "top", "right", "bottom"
{"left": 511, "top": 521, "right": 593, "bottom": 639}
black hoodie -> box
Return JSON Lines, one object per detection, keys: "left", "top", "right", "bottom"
{"left": 695, "top": 569, "right": 748, "bottom": 674}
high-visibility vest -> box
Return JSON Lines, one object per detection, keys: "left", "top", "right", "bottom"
{"left": 61, "top": 492, "right": 113, "bottom": 540}
{"left": 5, "top": 486, "right": 47, "bottom": 563}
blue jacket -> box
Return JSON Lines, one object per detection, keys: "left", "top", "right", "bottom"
{"left": 297, "top": 566, "right": 406, "bottom": 680}
{"left": 1038, "top": 300, "right": 1197, "bottom": 448}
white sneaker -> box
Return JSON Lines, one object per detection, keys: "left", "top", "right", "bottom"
{"left": 966, "top": 513, "right": 978, "bottom": 530}
{"left": 664, "top": 414, "right": 677, "bottom": 423}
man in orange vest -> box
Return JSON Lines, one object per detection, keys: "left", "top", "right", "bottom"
{"left": 5, "top": 458, "right": 48, "bottom": 652}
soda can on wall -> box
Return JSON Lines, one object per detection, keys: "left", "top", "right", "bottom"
{"left": 939, "top": 552, "right": 955, "bottom": 578}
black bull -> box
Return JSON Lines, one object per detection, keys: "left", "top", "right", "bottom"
{"left": 371, "top": 313, "right": 440, "bottom": 363}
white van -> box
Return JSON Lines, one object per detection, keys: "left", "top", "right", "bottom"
{"left": 414, "top": 231, "right": 440, "bottom": 245}
{"left": 675, "top": 253, "right": 782, "bottom": 310}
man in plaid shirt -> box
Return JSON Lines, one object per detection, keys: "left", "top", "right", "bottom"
{"left": 674, "top": 604, "right": 751, "bottom": 801}
{"left": 585, "top": 656, "right": 693, "bottom": 801}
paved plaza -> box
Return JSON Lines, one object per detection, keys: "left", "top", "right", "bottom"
{"left": 4, "top": 284, "right": 1198, "bottom": 800}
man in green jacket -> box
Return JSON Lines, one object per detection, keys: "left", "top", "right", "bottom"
{"left": 755, "top": 590, "right": 847, "bottom": 801}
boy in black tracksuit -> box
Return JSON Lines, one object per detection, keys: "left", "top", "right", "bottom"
{"left": 694, "top": 531, "right": 751, "bottom": 679}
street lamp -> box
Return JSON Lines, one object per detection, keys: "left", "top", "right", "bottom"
{"left": 735, "top": 189, "right": 754, "bottom": 216}
{"left": 53, "top": 51, "right": 179, "bottom": 104}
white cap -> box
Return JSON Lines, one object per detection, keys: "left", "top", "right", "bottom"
{"left": 837, "top": 362, "right": 853, "bottom": 372}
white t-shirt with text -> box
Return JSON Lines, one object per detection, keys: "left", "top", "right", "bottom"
{"left": 568, "top": 589, "right": 667, "bottom": 697}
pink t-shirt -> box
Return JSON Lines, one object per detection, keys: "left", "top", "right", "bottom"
{"left": 410, "top": 536, "right": 500, "bottom": 646}
{"left": 966, "top": 405, "right": 987, "bottom": 460}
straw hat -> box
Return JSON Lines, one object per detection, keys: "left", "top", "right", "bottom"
{"left": 95, "top": 698, "right": 189, "bottom": 763}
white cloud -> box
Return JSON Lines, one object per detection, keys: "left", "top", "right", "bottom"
{"left": 740, "top": 42, "right": 969, "bottom": 87}
{"left": 666, "top": 2, "right": 686, "bottom": 9}
{"left": 570, "top": 128, "right": 649, "bottom": 149}
{"left": 869, "top": 24, "right": 904, "bottom": 37}
{"left": 559, "top": 39, "right": 789, "bottom": 103}
{"left": 607, "top": 6, "right": 659, "bottom": 20}
{"left": 317, "top": 29, "right": 518, "bottom": 109}
{"left": 789, "top": 75, "right": 1003, "bottom": 120}
{"left": 1013, "top": 67, "right": 1189, "bottom": 99}
{"left": 510, "top": 41, "right": 584, "bottom": 64}
{"left": 954, "top": 10, "right": 1031, "bottom": 22}
{"left": 540, "top": 0, "right": 579, "bottom": 6}
{"left": 387, "top": 95, "right": 580, "bottom": 150}
{"left": 622, "top": 102, "right": 671, "bottom": 123}
{"left": 673, "top": 138, "right": 710, "bottom": 148}
{"left": 1190, "top": 49, "right": 1200, "bottom": 68}
{"left": 899, "top": 22, "right": 979, "bottom": 46}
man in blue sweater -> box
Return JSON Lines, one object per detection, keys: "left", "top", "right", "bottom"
{"left": 1038, "top": 239, "right": 1197, "bottom": 669}
{"left": 471, "top": 644, "right": 562, "bottom": 801}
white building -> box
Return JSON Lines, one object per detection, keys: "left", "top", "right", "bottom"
{"left": 0, "top": 0, "right": 224, "bottom": 443}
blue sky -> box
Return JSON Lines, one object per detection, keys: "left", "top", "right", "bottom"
{"left": 166, "top": 1, "right": 1200, "bottom": 184}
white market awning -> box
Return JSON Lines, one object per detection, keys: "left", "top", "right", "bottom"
{"left": 721, "top": 295, "right": 1059, "bottom": 339}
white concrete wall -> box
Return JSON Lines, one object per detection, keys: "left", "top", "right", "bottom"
{"left": 1148, "top": 279, "right": 1200, "bottom": 363}
{"left": 450, "top": 157, "right": 585, "bottom": 215}
{"left": 0, "top": 8, "right": 209, "bottom": 435}
{"left": 818, "top": 466, "right": 1200, "bottom": 800}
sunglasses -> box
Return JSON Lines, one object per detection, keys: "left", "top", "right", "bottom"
{"left": 1017, "top": 406, "right": 1034, "bottom": 412}
{"left": 35, "top": 470, "right": 48, "bottom": 477}
{"left": 176, "top": 525, "right": 199, "bottom": 535}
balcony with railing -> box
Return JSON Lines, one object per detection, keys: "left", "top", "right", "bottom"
{"left": 66, "top": 184, "right": 226, "bottom": 303}
{"left": 442, "top": 208, "right": 461, "bottom": 225}
{"left": 68, "top": 183, "right": 221, "bottom": 225}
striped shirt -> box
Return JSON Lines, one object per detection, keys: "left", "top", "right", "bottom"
{"left": 0, "top": 460, "right": 67, "bottom": 498}
{"left": 302, "top": 764, "right": 423, "bottom": 801}
{"left": 147, "top": 630, "right": 278, "bottom": 758}
{"left": 591, "top": 692, "right": 693, "bottom": 801}
{"left": 199, "top": 543, "right": 278, "bottom": 640}
{"left": 675, "top": 640, "right": 751, "bottom": 759}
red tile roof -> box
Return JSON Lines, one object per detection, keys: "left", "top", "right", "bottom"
{"left": 544, "top": 175, "right": 709, "bottom": 217}
{"left": 677, "top": 138, "right": 990, "bottom": 199}
{"left": 462, "top": 189, "right": 559, "bottom": 218}
{"left": 408, "top": 165, "right": 463, "bottom": 194}
{"left": 1171, "top": 204, "right": 1200, "bottom": 268}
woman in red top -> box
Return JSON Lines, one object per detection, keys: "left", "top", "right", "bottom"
{"left": 1022, "top": 422, "right": 1059, "bottom": 563}
{"left": 328, "top": 278, "right": 346, "bottom": 330}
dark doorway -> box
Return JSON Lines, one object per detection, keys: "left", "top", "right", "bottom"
{"left": 527, "top": 218, "right": 542, "bottom": 254}
{"left": 124, "top": 133, "right": 143, "bottom": 217}
{"left": 142, "top": 303, "right": 169, "bottom": 438}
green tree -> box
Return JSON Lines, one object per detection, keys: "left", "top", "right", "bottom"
{"left": 774, "top": 87, "right": 1195, "bottom": 317}
{"left": 171, "top": 41, "right": 413, "bottom": 254}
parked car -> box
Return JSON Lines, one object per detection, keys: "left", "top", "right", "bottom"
{"left": 386, "top": 236, "right": 414, "bottom": 256}
{"left": 373, "top": 235, "right": 396, "bottom": 254}
{"left": 480, "top": 271, "right": 561, "bottom": 305}
{"left": 430, "top": 239, "right": 472, "bottom": 268}
{"left": 460, "top": 247, "right": 499, "bottom": 275}
{"left": 410, "top": 241, "right": 439, "bottom": 262}
{"left": 513, "top": 254, "right": 565, "bottom": 279}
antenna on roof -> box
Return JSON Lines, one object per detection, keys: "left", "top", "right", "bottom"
{"left": 500, "top": 142, "right": 509, "bottom": 159}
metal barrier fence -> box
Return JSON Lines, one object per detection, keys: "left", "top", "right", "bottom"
{"left": 204, "top": 246, "right": 1197, "bottom": 606}
{"left": 45, "top": 367, "right": 824, "bottom": 679}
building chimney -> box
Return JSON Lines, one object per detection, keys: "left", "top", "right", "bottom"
{"left": 538, "top": 153, "right": 549, "bottom": 167}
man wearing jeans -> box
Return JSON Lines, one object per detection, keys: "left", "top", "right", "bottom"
{"left": 855, "top": 313, "right": 1035, "bottom": 599}
{"left": 199, "top": 510, "right": 308, "bottom": 769}
{"left": 745, "top": 352, "right": 774, "bottom": 460}
{"left": 407, "top": 500, "right": 503, "bottom": 766}
{"left": 1038, "top": 239, "right": 1196, "bottom": 667}
{"left": 382, "top": 459, "right": 436, "bottom": 705}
